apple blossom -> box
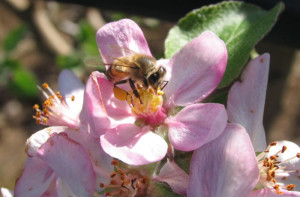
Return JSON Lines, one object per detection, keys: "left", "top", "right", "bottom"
{"left": 187, "top": 123, "right": 300, "bottom": 197}
{"left": 33, "top": 70, "right": 84, "bottom": 129}
{"left": 187, "top": 54, "right": 300, "bottom": 197}
{"left": 14, "top": 70, "right": 114, "bottom": 196}
{"left": 227, "top": 53, "right": 300, "bottom": 194}
{"left": 92, "top": 19, "right": 228, "bottom": 165}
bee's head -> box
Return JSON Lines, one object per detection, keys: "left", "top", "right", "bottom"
{"left": 148, "top": 66, "right": 166, "bottom": 90}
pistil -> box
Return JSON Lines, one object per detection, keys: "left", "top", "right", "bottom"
{"left": 113, "top": 86, "right": 166, "bottom": 126}
{"left": 100, "top": 160, "right": 148, "bottom": 197}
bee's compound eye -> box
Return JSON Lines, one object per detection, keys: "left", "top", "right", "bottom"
{"left": 148, "top": 72, "right": 159, "bottom": 85}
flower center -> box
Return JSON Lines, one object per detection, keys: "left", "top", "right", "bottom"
{"left": 256, "top": 142, "right": 299, "bottom": 194}
{"left": 113, "top": 86, "right": 166, "bottom": 126}
{"left": 100, "top": 160, "right": 148, "bottom": 197}
{"left": 33, "top": 83, "right": 79, "bottom": 129}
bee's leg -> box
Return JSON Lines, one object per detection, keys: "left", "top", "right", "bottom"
{"left": 129, "top": 78, "right": 142, "bottom": 104}
{"left": 113, "top": 80, "right": 132, "bottom": 104}
{"left": 143, "top": 77, "right": 149, "bottom": 89}
{"left": 161, "top": 80, "right": 169, "bottom": 90}
{"left": 114, "top": 79, "right": 128, "bottom": 86}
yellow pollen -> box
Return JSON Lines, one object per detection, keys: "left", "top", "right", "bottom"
{"left": 157, "top": 90, "right": 164, "bottom": 95}
{"left": 131, "top": 88, "right": 163, "bottom": 115}
{"left": 71, "top": 95, "right": 75, "bottom": 101}
{"left": 113, "top": 86, "right": 128, "bottom": 101}
{"left": 113, "top": 86, "right": 164, "bottom": 116}
{"left": 270, "top": 142, "right": 277, "bottom": 146}
{"left": 297, "top": 153, "right": 300, "bottom": 158}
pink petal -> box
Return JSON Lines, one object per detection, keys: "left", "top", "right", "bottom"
{"left": 166, "top": 103, "right": 227, "bottom": 151}
{"left": 14, "top": 157, "right": 56, "bottom": 197}
{"left": 25, "top": 126, "right": 66, "bottom": 157}
{"left": 65, "top": 125, "right": 114, "bottom": 191}
{"left": 1, "top": 188, "right": 13, "bottom": 197}
{"left": 227, "top": 53, "right": 270, "bottom": 152}
{"left": 100, "top": 124, "right": 168, "bottom": 165}
{"left": 37, "top": 133, "right": 96, "bottom": 197}
{"left": 187, "top": 123, "right": 259, "bottom": 197}
{"left": 93, "top": 72, "right": 135, "bottom": 126}
{"left": 152, "top": 159, "right": 189, "bottom": 195}
{"left": 164, "top": 31, "right": 227, "bottom": 108}
{"left": 248, "top": 188, "right": 300, "bottom": 197}
{"left": 56, "top": 178, "right": 76, "bottom": 197}
{"left": 96, "top": 19, "right": 152, "bottom": 63}
{"left": 80, "top": 72, "right": 111, "bottom": 136}
{"left": 58, "top": 69, "right": 84, "bottom": 116}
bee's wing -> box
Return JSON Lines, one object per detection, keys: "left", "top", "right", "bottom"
{"left": 84, "top": 55, "right": 139, "bottom": 70}
{"left": 84, "top": 56, "right": 107, "bottom": 66}
{"left": 105, "top": 44, "right": 139, "bottom": 57}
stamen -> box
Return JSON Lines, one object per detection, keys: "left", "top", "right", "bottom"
{"left": 113, "top": 86, "right": 166, "bottom": 126}
{"left": 100, "top": 161, "right": 148, "bottom": 196}
{"left": 256, "top": 142, "right": 298, "bottom": 193}
{"left": 33, "top": 83, "right": 80, "bottom": 129}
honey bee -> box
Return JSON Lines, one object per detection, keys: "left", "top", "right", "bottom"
{"left": 86, "top": 47, "right": 168, "bottom": 101}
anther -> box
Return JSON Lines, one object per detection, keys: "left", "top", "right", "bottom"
{"left": 286, "top": 184, "right": 295, "bottom": 191}
{"left": 281, "top": 146, "right": 287, "bottom": 153}
{"left": 99, "top": 183, "right": 105, "bottom": 188}
{"left": 111, "top": 160, "right": 118, "bottom": 166}
{"left": 42, "top": 83, "right": 49, "bottom": 89}
{"left": 110, "top": 180, "right": 117, "bottom": 185}
{"left": 33, "top": 104, "right": 39, "bottom": 110}
{"left": 110, "top": 172, "right": 117, "bottom": 178}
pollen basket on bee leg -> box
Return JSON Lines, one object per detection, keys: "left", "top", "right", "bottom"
{"left": 113, "top": 86, "right": 128, "bottom": 101}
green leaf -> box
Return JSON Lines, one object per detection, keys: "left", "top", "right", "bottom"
{"left": 3, "top": 25, "right": 28, "bottom": 53}
{"left": 56, "top": 54, "right": 81, "bottom": 69}
{"left": 77, "top": 21, "right": 99, "bottom": 56}
{"left": 148, "top": 182, "right": 184, "bottom": 197}
{"left": 165, "top": 2, "right": 283, "bottom": 88}
{"left": 9, "top": 68, "right": 38, "bottom": 99}
{"left": 1, "top": 58, "right": 22, "bottom": 70}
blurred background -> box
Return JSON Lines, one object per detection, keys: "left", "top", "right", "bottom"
{"left": 0, "top": 0, "right": 299, "bottom": 192}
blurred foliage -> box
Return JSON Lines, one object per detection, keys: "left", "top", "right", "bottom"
{"left": 56, "top": 20, "right": 99, "bottom": 69}
{"left": 0, "top": 25, "right": 38, "bottom": 99}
